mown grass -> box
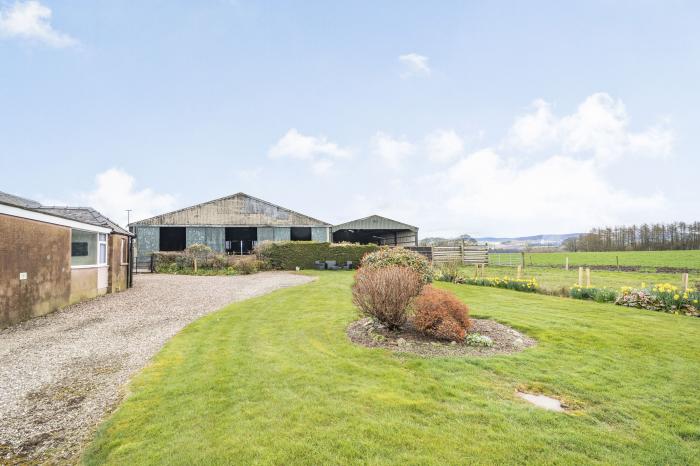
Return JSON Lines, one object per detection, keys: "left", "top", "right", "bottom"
{"left": 83, "top": 272, "right": 700, "bottom": 465}
{"left": 517, "top": 250, "right": 700, "bottom": 269}
{"left": 468, "top": 265, "right": 700, "bottom": 295}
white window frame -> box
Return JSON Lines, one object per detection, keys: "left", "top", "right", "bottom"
{"left": 98, "top": 233, "right": 108, "bottom": 266}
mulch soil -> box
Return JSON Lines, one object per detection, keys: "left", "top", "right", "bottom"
{"left": 347, "top": 317, "right": 536, "bottom": 357}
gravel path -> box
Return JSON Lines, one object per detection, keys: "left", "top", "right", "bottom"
{"left": 0, "top": 272, "right": 314, "bottom": 464}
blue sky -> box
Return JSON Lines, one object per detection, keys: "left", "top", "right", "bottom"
{"left": 1, "top": 0, "right": 698, "bottom": 237}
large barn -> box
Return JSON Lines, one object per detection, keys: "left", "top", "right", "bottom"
{"left": 129, "top": 193, "right": 332, "bottom": 257}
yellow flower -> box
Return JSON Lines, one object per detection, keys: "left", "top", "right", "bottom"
{"left": 674, "top": 294, "right": 680, "bottom": 300}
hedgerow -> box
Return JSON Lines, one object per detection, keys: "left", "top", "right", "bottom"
{"left": 256, "top": 241, "right": 379, "bottom": 270}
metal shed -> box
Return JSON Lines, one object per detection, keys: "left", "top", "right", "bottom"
{"left": 129, "top": 192, "right": 332, "bottom": 257}
{"left": 332, "top": 215, "right": 418, "bottom": 246}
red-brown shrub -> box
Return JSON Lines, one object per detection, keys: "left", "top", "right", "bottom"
{"left": 351, "top": 266, "right": 423, "bottom": 329}
{"left": 412, "top": 286, "right": 471, "bottom": 341}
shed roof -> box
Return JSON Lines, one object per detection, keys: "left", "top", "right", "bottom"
{"left": 130, "top": 192, "right": 332, "bottom": 227}
{"left": 0, "top": 191, "right": 42, "bottom": 209}
{"left": 36, "top": 207, "right": 133, "bottom": 236}
{"left": 332, "top": 215, "right": 418, "bottom": 233}
{"left": 0, "top": 190, "right": 131, "bottom": 235}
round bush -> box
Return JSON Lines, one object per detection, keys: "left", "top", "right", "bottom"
{"left": 360, "top": 247, "right": 433, "bottom": 283}
{"left": 412, "top": 285, "right": 471, "bottom": 341}
{"left": 351, "top": 266, "right": 423, "bottom": 329}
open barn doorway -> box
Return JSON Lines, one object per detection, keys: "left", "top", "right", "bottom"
{"left": 225, "top": 227, "right": 257, "bottom": 254}
{"left": 159, "top": 227, "right": 186, "bottom": 251}
{"left": 333, "top": 229, "right": 409, "bottom": 246}
{"left": 332, "top": 215, "right": 418, "bottom": 247}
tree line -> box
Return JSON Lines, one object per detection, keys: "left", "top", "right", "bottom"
{"left": 564, "top": 222, "right": 700, "bottom": 251}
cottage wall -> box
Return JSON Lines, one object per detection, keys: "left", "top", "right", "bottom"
{"left": 0, "top": 214, "right": 71, "bottom": 327}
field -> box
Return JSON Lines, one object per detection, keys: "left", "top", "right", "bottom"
{"left": 469, "top": 265, "right": 700, "bottom": 295}
{"left": 490, "top": 250, "right": 700, "bottom": 270}
{"left": 84, "top": 272, "right": 700, "bottom": 465}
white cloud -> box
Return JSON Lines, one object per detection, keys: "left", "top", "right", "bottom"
{"left": 80, "top": 168, "right": 176, "bottom": 227}
{"left": 371, "top": 132, "right": 415, "bottom": 168}
{"left": 425, "top": 129, "right": 464, "bottom": 163}
{"left": 311, "top": 159, "right": 334, "bottom": 175}
{"left": 268, "top": 129, "right": 350, "bottom": 175}
{"left": 0, "top": 1, "right": 77, "bottom": 48}
{"left": 398, "top": 53, "right": 431, "bottom": 78}
{"left": 434, "top": 149, "right": 665, "bottom": 235}
{"left": 356, "top": 93, "right": 675, "bottom": 237}
{"left": 507, "top": 93, "right": 674, "bottom": 164}
{"left": 269, "top": 129, "right": 350, "bottom": 160}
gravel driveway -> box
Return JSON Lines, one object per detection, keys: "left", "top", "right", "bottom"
{"left": 0, "top": 272, "right": 314, "bottom": 464}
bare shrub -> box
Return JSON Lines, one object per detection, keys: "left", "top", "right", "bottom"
{"left": 412, "top": 286, "right": 471, "bottom": 341}
{"left": 351, "top": 266, "right": 423, "bottom": 329}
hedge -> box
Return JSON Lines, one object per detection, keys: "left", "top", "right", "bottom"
{"left": 256, "top": 241, "right": 380, "bottom": 270}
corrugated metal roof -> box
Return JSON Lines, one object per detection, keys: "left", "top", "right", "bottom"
{"left": 129, "top": 192, "right": 332, "bottom": 227}
{"left": 333, "top": 215, "right": 418, "bottom": 233}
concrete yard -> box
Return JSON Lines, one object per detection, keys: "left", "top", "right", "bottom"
{"left": 0, "top": 272, "right": 314, "bottom": 464}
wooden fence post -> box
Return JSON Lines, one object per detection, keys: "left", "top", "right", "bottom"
{"left": 586, "top": 268, "right": 591, "bottom": 287}
{"left": 565, "top": 257, "right": 569, "bottom": 271}
{"left": 616, "top": 255, "right": 620, "bottom": 272}
{"left": 460, "top": 240, "right": 465, "bottom": 265}
{"left": 578, "top": 267, "right": 583, "bottom": 286}
{"left": 517, "top": 265, "right": 522, "bottom": 279}
{"left": 682, "top": 273, "right": 689, "bottom": 291}
{"left": 521, "top": 252, "right": 525, "bottom": 269}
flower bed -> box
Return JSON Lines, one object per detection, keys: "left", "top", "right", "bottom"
{"left": 452, "top": 276, "right": 539, "bottom": 293}
{"left": 615, "top": 283, "right": 699, "bottom": 316}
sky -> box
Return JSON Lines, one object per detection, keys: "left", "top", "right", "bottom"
{"left": 1, "top": 0, "right": 698, "bottom": 238}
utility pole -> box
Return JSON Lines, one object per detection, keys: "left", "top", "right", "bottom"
{"left": 125, "top": 209, "right": 132, "bottom": 227}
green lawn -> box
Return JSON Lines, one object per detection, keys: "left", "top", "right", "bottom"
{"left": 509, "top": 250, "right": 700, "bottom": 270}
{"left": 84, "top": 272, "right": 700, "bottom": 465}
{"left": 470, "top": 265, "right": 700, "bottom": 295}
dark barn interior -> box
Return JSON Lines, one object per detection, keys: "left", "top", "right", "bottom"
{"left": 333, "top": 229, "right": 409, "bottom": 246}
{"left": 291, "top": 227, "right": 312, "bottom": 241}
{"left": 225, "top": 227, "right": 257, "bottom": 254}
{"left": 159, "top": 227, "right": 186, "bottom": 251}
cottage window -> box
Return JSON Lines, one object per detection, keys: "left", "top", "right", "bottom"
{"left": 71, "top": 229, "right": 98, "bottom": 266}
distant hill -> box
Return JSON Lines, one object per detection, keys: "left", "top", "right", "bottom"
{"left": 475, "top": 233, "right": 581, "bottom": 244}
{"left": 420, "top": 233, "right": 581, "bottom": 249}
{"left": 419, "top": 234, "right": 477, "bottom": 247}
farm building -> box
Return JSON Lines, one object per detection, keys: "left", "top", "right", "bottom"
{"left": 129, "top": 193, "right": 333, "bottom": 257}
{"left": 332, "top": 215, "right": 418, "bottom": 246}
{"left": 0, "top": 191, "right": 133, "bottom": 328}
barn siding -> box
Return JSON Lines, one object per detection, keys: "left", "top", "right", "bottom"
{"left": 273, "top": 227, "right": 291, "bottom": 241}
{"left": 257, "top": 227, "right": 274, "bottom": 242}
{"left": 185, "top": 227, "right": 224, "bottom": 252}
{"left": 134, "top": 194, "right": 329, "bottom": 227}
{"left": 311, "top": 227, "right": 329, "bottom": 242}
{"left": 135, "top": 227, "right": 159, "bottom": 256}
{"left": 186, "top": 227, "right": 205, "bottom": 246}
